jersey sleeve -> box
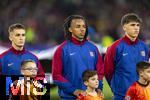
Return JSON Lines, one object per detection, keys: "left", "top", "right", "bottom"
{"left": 104, "top": 39, "right": 120, "bottom": 86}
{"left": 52, "top": 44, "right": 76, "bottom": 94}
{"left": 37, "top": 61, "right": 45, "bottom": 75}
{"left": 95, "top": 48, "right": 104, "bottom": 90}
{"left": 35, "top": 58, "right": 45, "bottom": 80}
{"left": 104, "top": 46, "right": 116, "bottom": 86}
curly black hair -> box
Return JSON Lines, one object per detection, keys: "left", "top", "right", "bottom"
{"left": 63, "top": 15, "right": 88, "bottom": 40}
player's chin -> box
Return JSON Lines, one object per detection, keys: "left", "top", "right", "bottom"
{"left": 79, "top": 36, "right": 84, "bottom": 39}
{"left": 133, "top": 36, "right": 138, "bottom": 39}
{"left": 131, "top": 35, "right": 138, "bottom": 39}
{"left": 94, "top": 85, "right": 99, "bottom": 88}
{"left": 133, "top": 32, "right": 139, "bottom": 36}
{"left": 18, "top": 44, "right": 24, "bottom": 47}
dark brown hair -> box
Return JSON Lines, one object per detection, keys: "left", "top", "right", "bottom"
{"left": 21, "top": 60, "right": 36, "bottom": 69}
{"left": 63, "top": 15, "right": 88, "bottom": 40}
{"left": 82, "top": 70, "right": 97, "bottom": 82}
{"left": 136, "top": 61, "right": 150, "bottom": 75}
{"left": 121, "top": 13, "right": 142, "bottom": 26}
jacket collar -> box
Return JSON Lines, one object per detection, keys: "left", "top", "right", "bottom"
{"left": 70, "top": 37, "right": 87, "bottom": 45}
{"left": 10, "top": 46, "right": 25, "bottom": 54}
{"left": 122, "top": 35, "right": 138, "bottom": 45}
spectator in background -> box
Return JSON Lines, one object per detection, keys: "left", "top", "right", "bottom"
{"left": 104, "top": 13, "right": 149, "bottom": 100}
{"left": 52, "top": 15, "right": 104, "bottom": 100}
{"left": 1, "top": 1, "right": 150, "bottom": 46}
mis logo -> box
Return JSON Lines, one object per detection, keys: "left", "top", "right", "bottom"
{"left": 7, "top": 77, "right": 47, "bottom": 95}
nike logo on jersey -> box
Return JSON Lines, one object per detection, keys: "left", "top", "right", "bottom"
{"left": 123, "top": 53, "right": 128, "bottom": 56}
{"left": 89, "top": 51, "right": 94, "bottom": 57}
{"left": 70, "top": 52, "right": 76, "bottom": 56}
{"left": 8, "top": 63, "right": 14, "bottom": 66}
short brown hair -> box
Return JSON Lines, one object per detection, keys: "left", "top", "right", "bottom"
{"left": 136, "top": 61, "right": 150, "bottom": 75}
{"left": 121, "top": 13, "right": 142, "bottom": 26}
{"left": 21, "top": 59, "right": 36, "bottom": 69}
{"left": 82, "top": 70, "right": 97, "bottom": 82}
{"left": 8, "top": 23, "right": 25, "bottom": 33}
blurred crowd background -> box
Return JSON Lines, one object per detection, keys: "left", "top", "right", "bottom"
{"left": 0, "top": 0, "right": 150, "bottom": 49}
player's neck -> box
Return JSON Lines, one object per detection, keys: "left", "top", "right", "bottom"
{"left": 125, "top": 33, "right": 137, "bottom": 41}
{"left": 12, "top": 44, "right": 24, "bottom": 51}
{"left": 72, "top": 35, "right": 83, "bottom": 41}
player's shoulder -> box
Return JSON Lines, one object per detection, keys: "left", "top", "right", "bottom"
{"left": 138, "top": 39, "right": 149, "bottom": 51}
{"left": 111, "top": 38, "right": 122, "bottom": 47}
{"left": 138, "top": 39, "right": 148, "bottom": 46}
{"left": 25, "top": 49, "right": 36, "bottom": 55}
{"left": 25, "top": 50, "right": 38, "bottom": 59}
{"left": 107, "top": 38, "right": 122, "bottom": 52}
{"left": 0, "top": 48, "right": 11, "bottom": 58}
{"left": 87, "top": 40, "right": 95, "bottom": 45}
{"left": 58, "top": 41, "right": 68, "bottom": 47}
{"left": 86, "top": 40, "right": 97, "bottom": 47}
{"left": 55, "top": 41, "right": 68, "bottom": 51}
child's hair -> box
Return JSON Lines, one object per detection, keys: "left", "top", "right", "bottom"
{"left": 121, "top": 13, "right": 142, "bottom": 26}
{"left": 82, "top": 70, "right": 97, "bottom": 82}
{"left": 136, "top": 61, "right": 150, "bottom": 75}
{"left": 21, "top": 59, "right": 36, "bottom": 69}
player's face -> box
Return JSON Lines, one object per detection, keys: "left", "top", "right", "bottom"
{"left": 123, "top": 22, "right": 140, "bottom": 40}
{"left": 85, "top": 75, "right": 99, "bottom": 89}
{"left": 9, "top": 29, "right": 26, "bottom": 50}
{"left": 142, "top": 67, "right": 150, "bottom": 81}
{"left": 21, "top": 62, "right": 38, "bottom": 78}
{"left": 69, "top": 19, "right": 86, "bottom": 41}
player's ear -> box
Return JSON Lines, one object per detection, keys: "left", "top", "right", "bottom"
{"left": 9, "top": 36, "right": 12, "bottom": 41}
{"left": 122, "top": 25, "right": 126, "bottom": 31}
{"left": 139, "top": 71, "right": 143, "bottom": 77}
{"left": 9, "top": 33, "right": 13, "bottom": 41}
{"left": 84, "top": 81, "right": 88, "bottom": 86}
{"left": 69, "top": 27, "right": 72, "bottom": 33}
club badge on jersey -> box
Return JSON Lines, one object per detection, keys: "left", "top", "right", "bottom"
{"left": 89, "top": 51, "right": 94, "bottom": 57}
{"left": 141, "top": 51, "right": 145, "bottom": 57}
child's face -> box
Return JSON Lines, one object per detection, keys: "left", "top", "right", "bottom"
{"left": 84, "top": 74, "right": 99, "bottom": 89}
{"left": 141, "top": 67, "right": 150, "bottom": 81}
{"left": 21, "top": 62, "right": 38, "bottom": 77}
